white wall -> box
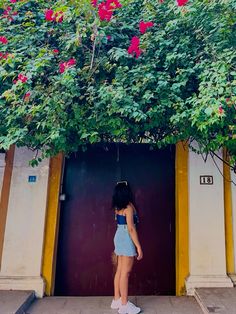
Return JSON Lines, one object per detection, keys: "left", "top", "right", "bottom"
{"left": 0, "top": 153, "right": 6, "bottom": 199}
{"left": 186, "top": 148, "right": 233, "bottom": 294}
{"left": 0, "top": 147, "right": 49, "bottom": 297}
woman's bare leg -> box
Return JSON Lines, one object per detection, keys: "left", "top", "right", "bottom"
{"left": 114, "top": 255, "right": 122, "bottom": 300}
{"left": 119, "top": 256, "right": 134, "bottom": 305}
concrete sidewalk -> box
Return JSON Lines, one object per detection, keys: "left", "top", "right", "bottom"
{"left": 0, "top": 290, "right": 35, "bottom": 314}
{"left": 3, "top": 289, "right": 236, "bottom": 314}
{"left": 26, "top": 296, "right": 203, "bottom": 314}
{"left": 195, "top": 288, "right": 236, "bottom": 314}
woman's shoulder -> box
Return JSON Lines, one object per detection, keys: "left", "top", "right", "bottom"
{"left": 115, "top": 209, "right": 122, "bottom": 215}
{"left": 125, "top": 203, "right": 136, "bottom": 214}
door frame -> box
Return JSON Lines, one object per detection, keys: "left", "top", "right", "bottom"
{"left": 41, "top": 143, "right": 189, "bottom": 296}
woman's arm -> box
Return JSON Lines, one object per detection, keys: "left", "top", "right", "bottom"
{"left": 125, "top": 205, "right": 143, "bottom": 260}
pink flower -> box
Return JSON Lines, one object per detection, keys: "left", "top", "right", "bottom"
{"left": 98, "top": 0, "right": 121, "bottom": 21}
{"left": 54, "top": 11, "right": 64, "bottom": 23}
{"left": 218, "top": 106, "right": 224, "bottom": 115}
{"left": 0, "top": 36, "right": 8, "bottom": 44}
{"left": 128, "top": 36, "right": 142, "bottom": 59}
{"left": 176, "top": 0, "right": 189, "bottom": 6}
{"left": 59, "top": 58, "right": 76, "bottom": 73}
{"left": 0, "top": 52, "right": 9, "bottom": 59}
{"left": 18, "top": 73, "right": 28, "bottom": 83}
{"left": 91, "top": 0, "right": 98, "bottom": 7}
{"left": 98, "top": 2, "right": 113, "bottom": 21}
{"left": 2, "top": 7, "right": 17, "bottom": 21}
{"left": 45, "top": 9, "right": 64, "bottom": 22}
{"left": 107, "top": 35, "right": 112, "bottom": 40}
{"left": 2, "top": 10, "right": 9, "bottom": 16}
{"left": 23, "top": 92, "right": 31, "bottom": 102}
{"left": 59, "top": 62, "right": 66, "bottom": 73}
{"left": 24, "top": 92, "right": 31, "bottom": 101}
{"left": 45, "top": 9, "right": 54, "bottom": 21}
{"left": 10, "top": 0, "right": 17, "bottom": 3}
{"left": 139, "top": 21, "right": 154, "bottom": 34}
{"left": 226, "top": 98, "right": 233, "bottom": 108}
{"left": 67, "top": 58, "right": 76, "bottom": 66}
{"left": 53, "top": 49, "right": 59, "bottom": 54}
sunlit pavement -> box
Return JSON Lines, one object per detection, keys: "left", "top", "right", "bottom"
{"left": 3, "top": 289, "right": 236, "bottom": 313}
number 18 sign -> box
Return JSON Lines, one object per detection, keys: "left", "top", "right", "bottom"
{"left": 200, "top": 175, "right": 214, "bottom": 185}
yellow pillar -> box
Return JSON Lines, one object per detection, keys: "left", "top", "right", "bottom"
{"left": 175, "top": 142, "right": 189, "bottom": 295}
{"left": 0, "top": 146, "right": 15, "bottom": 270}
{"left": 41, "top": 153, "right": 64, "bottom": 295}
{"left": 223, "top": 149, "right": 235, "bottom": 274}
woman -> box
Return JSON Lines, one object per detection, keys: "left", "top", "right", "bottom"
{"left": 111, "top": 181, "right": 143, "bottom": 314}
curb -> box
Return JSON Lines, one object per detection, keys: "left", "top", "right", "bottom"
{"left": 16, "top": 291, "right": 35, "bottom": 314}
{"left": 194, "top": 289, "right": 209, "bottom": 314}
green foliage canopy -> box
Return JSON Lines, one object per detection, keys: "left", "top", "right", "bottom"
{"left": 0, "top": 0, "right": 236, "bottom": 166}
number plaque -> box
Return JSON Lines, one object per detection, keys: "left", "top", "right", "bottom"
{"left": 200, "top": 175, "right": 213, "bottom": 185}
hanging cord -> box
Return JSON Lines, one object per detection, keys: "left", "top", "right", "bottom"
{"left": 210, "top": 151, "right": 236, "bottom": 186}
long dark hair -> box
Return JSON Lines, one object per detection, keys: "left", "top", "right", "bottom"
{"left": 112, "top": 181, "right": 134, "bottom": 211}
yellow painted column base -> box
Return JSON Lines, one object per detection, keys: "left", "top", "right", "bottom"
{"left": 175, "top": 142, "right": 189, "bottom": 296}
{"left": 41, "top": 153, "right": 64, "bottom": 296}
{"left": 223, "top": 149, "right": 235, "bottom": 275}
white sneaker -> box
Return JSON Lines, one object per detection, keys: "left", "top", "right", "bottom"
{"left": 111, "top": 297, "right": 122, "bottom": 309}
{"left": 118, "top": 301, "right": 141, "bottom": 314}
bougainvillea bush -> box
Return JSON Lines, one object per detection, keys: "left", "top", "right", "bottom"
{"left": 0, "top": 0, "right": 236, "bottom": 166}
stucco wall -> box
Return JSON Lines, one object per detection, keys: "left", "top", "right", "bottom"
{"left": 186, "top": 149, "right": 233, "bottom": 294}
{"left": 0, "top": 147, "right": 50, "bottom": 296}
{"left": 189, "top": 151, "right": 226, "bottom": 275}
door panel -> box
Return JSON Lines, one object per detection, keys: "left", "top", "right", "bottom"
{"left": 55, "top": 144, "right": 175, "bottom": 296}
{"left": 120, "top": 145, "right": 175, "bottom": 295}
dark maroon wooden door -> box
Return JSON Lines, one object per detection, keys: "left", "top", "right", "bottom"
{"left": 55, "top": 144, "right": 175, "bottom": 296}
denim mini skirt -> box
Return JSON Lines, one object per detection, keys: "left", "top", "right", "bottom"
{"left": 114, "top": 225, "right": 137, "bottom": 257}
